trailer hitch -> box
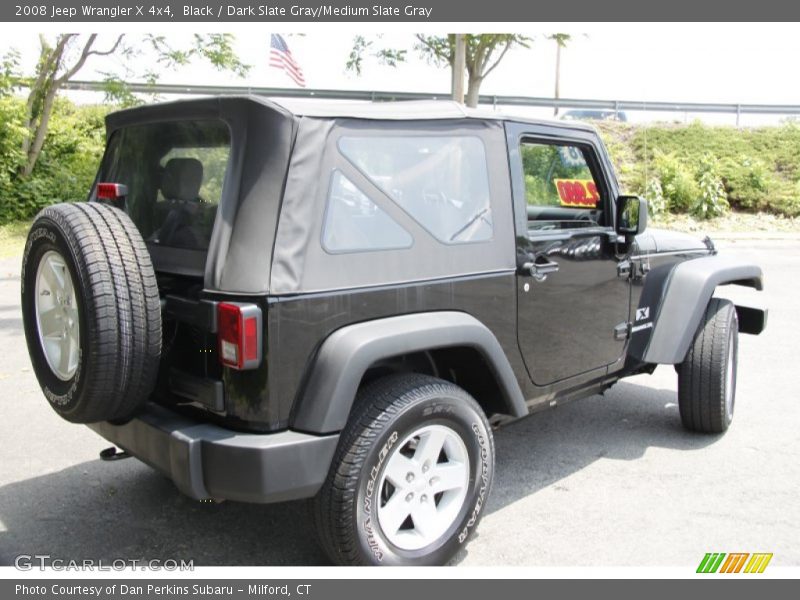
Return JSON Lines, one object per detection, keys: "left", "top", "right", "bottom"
{"left": 99, "top": 446, "right": 131, "bottom": 461}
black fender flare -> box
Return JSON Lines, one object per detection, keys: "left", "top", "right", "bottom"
{"left": 290, "top": 311, "right": 528, "bottom": 434}
{"left": 635, "top": 255, "right": 763, "bottom": 365}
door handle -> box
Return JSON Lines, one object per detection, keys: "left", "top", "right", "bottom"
{"left": 522, "top": 260, "right": 560, "bottom": 282}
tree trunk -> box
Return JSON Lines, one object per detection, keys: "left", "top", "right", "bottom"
{"left": 22, "top": 83, "right": 59, "bottom": 177}
{"left": 21, "top": 35, "right": 68, "bottom": 162}
{"left": 451, "top": 34, "right": 466, "bottom": 104}
{"left": 465, "top": 76, "right": 482, "bottom": 108}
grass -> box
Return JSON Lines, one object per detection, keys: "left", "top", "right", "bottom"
{"left": 0, "top": 220, "right": 30, "bottom": 258}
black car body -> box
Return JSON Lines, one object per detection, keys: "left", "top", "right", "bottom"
{"left": 23, "top": 96, "right": 766, "bottom": 565}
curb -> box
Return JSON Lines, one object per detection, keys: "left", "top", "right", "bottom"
{"left": 708, "top": 233, "right": 800, "bottom": 241}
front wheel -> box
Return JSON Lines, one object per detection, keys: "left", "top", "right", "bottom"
{"left": 312, "top": 374, "right": 494, "bottom": 566}
{"left": 677, "top": 298, "right": 738, "bottom": 433}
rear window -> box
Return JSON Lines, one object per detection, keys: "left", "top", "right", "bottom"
{"left": 96, "top": 120, "right": 231, "bottom": 251}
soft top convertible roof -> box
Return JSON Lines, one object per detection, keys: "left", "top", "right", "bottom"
{"left": 105, "top": 95, "right": 597, "bottom": 132}
{"left": 101, "top": 95, "right": 598, "bottom": 294}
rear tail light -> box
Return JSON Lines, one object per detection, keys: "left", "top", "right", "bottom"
{"left": 217, "top": 302, "right": 263, "bottom": 370}
{"left": 96, "top": 182, "right": 128, "bottom": 201}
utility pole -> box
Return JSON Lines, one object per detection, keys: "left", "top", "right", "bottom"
{"left": 452, "top": 34, "right": 466, "bottom": 104}
{"left": 553, "top": 40, "right": 561, "bottom": 116}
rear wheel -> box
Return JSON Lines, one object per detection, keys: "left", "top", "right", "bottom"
{"left": 312, "top": 374, "right": 494, "bottom": 566}
{"left": 677, "top": 298, "right": 738, "bottom": 433}
{"left": 21, "top": 202, "right": 161, "bottom": 423}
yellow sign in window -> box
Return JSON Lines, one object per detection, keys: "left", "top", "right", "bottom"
{"left": 554, "top": 178, "right": 599, "bottom": 208}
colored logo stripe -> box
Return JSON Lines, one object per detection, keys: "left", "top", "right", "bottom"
{"left": 744, "top": 553, "right": 773, "bottom": 573}
{"left": 697, "top": 553, "right": 726, "bottom": 573}
{"left": 719, "top": 553, "right": 749, "bottom": 573}
{"left": 697, "top": 552, "right": 773, "bottom": 573}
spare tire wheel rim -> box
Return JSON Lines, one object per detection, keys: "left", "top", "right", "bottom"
{"left": 376, "top": 424, "right": 470, "bottom": 551}
{"left": 35, "top": 250, "right": 80, "bottom": 381}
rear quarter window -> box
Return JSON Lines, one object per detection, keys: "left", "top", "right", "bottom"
{"left": 338, "top": 135, "right": 493, "bottom": 245}
{"left": 321, "top": 170, "right": 413, "bottom": 253}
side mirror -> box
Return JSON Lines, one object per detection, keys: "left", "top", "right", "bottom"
{"left": 616, "top": 195, "right": 648, "bottom": 238}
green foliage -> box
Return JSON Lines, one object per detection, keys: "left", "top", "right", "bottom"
{"left": 521, "top": 143, "right": 594, "bottom": 206}
{"left": 694, "top": 154, "right": 729, "bottom": 218}
{"left": 600, "top": 120, "right": 800, "bottom": 219}
{"left": 652, "top": 151, "right": 700, "bottom": 212}
{"left": 0, "top": 49, "right": 20, "bottom": 96}
{"left": 0, "top": 96, "right": 107, "bottom": 223}
{"left": 413, "top": 34, "right": 531, "bottom": 68}
{"left": 644, "top": 178, "right": 667, "bottom": 217}
{"left": 146, "top": 34, "right": 251, "bottom": 78}
{"left": 648, "top": 151, "right": 727, "bottom": 219}
{"left": 99, "top": 74, "right": 145, "bottom": 108}
{"left": 346, "top": 35, "right": 407, "bottom": 75}
{"left": 719, "top": 155, "right": 770, "bottom": 210}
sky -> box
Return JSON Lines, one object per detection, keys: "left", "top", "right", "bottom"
{"left": 3, "top": 24, "right": 800, "bottom": 125}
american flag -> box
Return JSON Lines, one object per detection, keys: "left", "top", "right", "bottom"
{"left": 269, "top": 34, "right": 306, "bottom": 87}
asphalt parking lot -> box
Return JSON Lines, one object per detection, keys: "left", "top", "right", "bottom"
{"left": 0, "top": 239, "right": 797, "bottom": 568}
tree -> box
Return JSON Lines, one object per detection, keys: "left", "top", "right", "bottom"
{"left": 16, "top": 33, "right": 250, "bottom": 178}
{"left": 347, "top": 34, "right": 531, "bottom": 108}
{"left": 546, "top": 34, "right": 572, "bottom": 116}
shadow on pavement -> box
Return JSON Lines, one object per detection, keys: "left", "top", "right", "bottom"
{"left": 0, "top": 381, "right": 719, "bottom": 567}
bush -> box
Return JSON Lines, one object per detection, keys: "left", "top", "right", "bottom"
{"left": 719, "top": 155, "right": 770, "bottom": 211}
{"left": 643, "top": 178, "right": 667, "bottom": 217}
{"left": 602, "top": 120, "right": 800, "bottom": 219}
{"left": 693, "top": 154, "right": 728, "bottom": 218}
{"left": 0, "top": 97, "right": 107, "bottom": 224}
{"left": 652, "top": 151, "right": 699, "bottom": 212}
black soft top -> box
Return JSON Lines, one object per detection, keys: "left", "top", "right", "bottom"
{"left": 102, "top": 96, "right": 595, "bottom": 295}
{"left": 105, "top": 95, "right": 597, "bottom": 133}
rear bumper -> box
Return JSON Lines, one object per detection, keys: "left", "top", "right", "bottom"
{"left": 87, "top": 403, "right": 339, "bottom": 504}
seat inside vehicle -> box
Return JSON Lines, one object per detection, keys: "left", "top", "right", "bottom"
{"left": 153, "top": 158, "right": 207, "bottom": 249}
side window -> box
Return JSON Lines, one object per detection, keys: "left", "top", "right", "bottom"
{"left": 322, "top": 170, "right": 412, "bottom": 253}
{"left": 520, "top": 141, "right": 604, "bottom": 231}
{"left": 338, "top": 136, "right": 493, "bottom": 244}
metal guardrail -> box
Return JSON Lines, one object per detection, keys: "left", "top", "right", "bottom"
{"left": 61, "top": 80, "right": 800, "bottom": 123}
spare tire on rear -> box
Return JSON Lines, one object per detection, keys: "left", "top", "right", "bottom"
{"left": 21, "top": 202, "right": 161, "bottom": 423}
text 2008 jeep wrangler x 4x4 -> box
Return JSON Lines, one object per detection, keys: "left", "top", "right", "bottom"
{"left": 21, "top": 97, "right": 766, "bottom": 566}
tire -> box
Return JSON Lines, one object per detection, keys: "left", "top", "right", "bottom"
{"left": 677, "top": 298, "right": 738, "bottom": 434}
{"left": 21, "top": 202, "right": 161, "bottom": 423}
{"left": 312, "top": 374, "right": 494, "bottom": 566}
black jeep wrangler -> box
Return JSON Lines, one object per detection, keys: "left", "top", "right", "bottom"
{"left": 21, "top": 97, "right": 766, "bottom": 566}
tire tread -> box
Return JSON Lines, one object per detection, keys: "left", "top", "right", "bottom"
{"left": 678, "top": 298, "right": 737, "bottom": 434}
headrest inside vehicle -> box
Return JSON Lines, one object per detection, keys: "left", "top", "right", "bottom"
{"left": 161, "top": 158, "right": 203, "bottom": 201}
